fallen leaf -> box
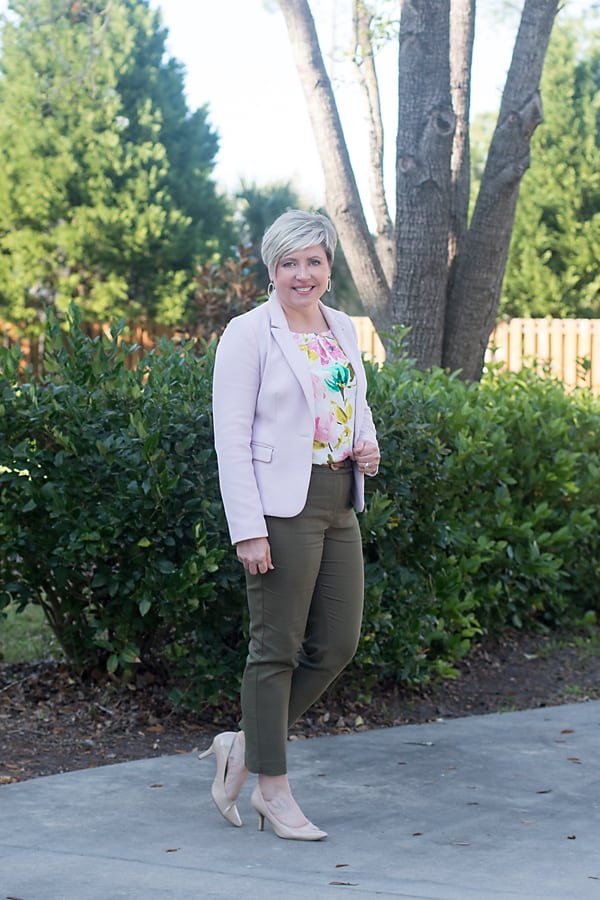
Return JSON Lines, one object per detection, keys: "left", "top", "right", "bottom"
{"left": 567, "top": 757, "right": 582, "bottom": 764}
{"left": 150, "top": 783, "right": 163, "bottom": 788}
{"left": 561, "top": 729, "right": 574, "bottom": 734}
{"left": 404, "top": 741, "right": 434, "bottom": 747}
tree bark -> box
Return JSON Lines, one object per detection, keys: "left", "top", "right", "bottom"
{"left": 278, "top": 0, "right": 392, "bottom": 334}
{"left": 394, "top": 0, "right": 456, "bottom": 368}
{"left": 351, "top": 0, "right": 395, "bottom": 284}
{"left": 443, "top": 0, "right": 560, "bottom": 380}
{"left": 448, "top": 0, "right": 474, "bottom": 268}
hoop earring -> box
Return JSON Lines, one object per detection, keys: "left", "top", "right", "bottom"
{"left": 326, "top": 276, "right": 332, "bottom": 292}
{"left": 267, "top": 281, "right": 275, "bottom": 296}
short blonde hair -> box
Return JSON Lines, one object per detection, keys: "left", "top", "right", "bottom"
{"left": 261, "top": 209, "right": 337, "bottom": 276}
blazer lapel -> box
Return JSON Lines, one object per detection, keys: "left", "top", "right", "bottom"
{"left": 268, "top": 294, "right": 316, "bottom": 414}
{"left": 321, "top": 304, "right": 363, "bottom": 376}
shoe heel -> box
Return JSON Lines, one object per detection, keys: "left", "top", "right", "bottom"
{"left": 250, "top": 785, "right": 327, "bottom": 841}
{"left": 197, "top": 742, "right": 215, "bottom": 761}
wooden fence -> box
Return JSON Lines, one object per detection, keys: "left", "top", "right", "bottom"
{"left": 3, "top": 316, "right": 600, "bottom": 393}
{"left": 353, "top": 316, "right": 600, "bottom": 394}
{"left": 486, "top": 318, "right": 600, "bottom": 392}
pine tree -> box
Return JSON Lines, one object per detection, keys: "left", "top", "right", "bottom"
{"left": 501, "top": 18, "right": 600, "bottom": 318}
{"left": 0, "top": 0, "right": 233, "bottom": 327}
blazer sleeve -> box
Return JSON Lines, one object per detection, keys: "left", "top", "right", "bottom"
{"left": 357, "top": 401, "right": 378, "bottom": 446}
{"left": 212, "top": 315, "right": 269, "bottom": 545}
{"left": 344, "top": 314, "right": 379, "bottom": 476}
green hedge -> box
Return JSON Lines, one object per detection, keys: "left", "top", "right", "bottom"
{"left": 1, "top": 311, "right": 599, "bottom": 706}
{"left": 358, "top": 351, "right": 600, "bottom": 686}
{"left": 0, "top": 307, "right": 243, "bottom": 704}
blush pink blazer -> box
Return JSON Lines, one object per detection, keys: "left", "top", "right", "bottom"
{"left": 212, "top": 293, "right": 379, "bottom": 545}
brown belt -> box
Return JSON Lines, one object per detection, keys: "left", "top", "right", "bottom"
{"left": 315, "top": 457, "right": 353, "bottom": 471}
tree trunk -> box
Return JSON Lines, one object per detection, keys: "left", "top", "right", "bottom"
{"left": 278, "top": 0, "right": 392, "bottom": 335}
{"left": 394, "top": 0, "right": 456, "bottom": 368}
{"left": 279, "top": 0, "right": 560, "bottom": 378}
{"left": 443, "top": 0, "right": 559, "bottom": 380}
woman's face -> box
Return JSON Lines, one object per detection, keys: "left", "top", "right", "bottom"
{"left": 272, "top": 244, "right": 331, "bottom": 314}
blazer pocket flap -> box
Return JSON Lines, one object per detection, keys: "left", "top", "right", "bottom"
{"left": 251, "top": 441, "right": 273, "bottom": 463}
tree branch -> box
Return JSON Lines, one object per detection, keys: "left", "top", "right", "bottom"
{"left": 448, "top": 0, "right": 474, "bottom": 267}
{"left": 277, "top": 0, "right": 392, "bottom": 327}
{"left": 351, "top": 0, "right": 395, "bottom": 282}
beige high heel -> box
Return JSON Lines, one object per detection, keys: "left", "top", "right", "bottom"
{"left": 251, "top": 785, "right": 327, "bottom": 841}
{"left": 198, "top": 731, "right": 247, "bottom": 827}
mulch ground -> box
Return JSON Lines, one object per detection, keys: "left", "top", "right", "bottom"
{"left": 2, "top": 628, "right": 600, "bottom": 785}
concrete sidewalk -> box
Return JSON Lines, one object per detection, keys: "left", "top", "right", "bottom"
{"left": 2, "top": 700, "right": 599, "bottom": 900}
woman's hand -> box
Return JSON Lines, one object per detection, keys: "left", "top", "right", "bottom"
{"left": 352, "top": 440, "right": 380, "bottom": 476}
{"left": 236, "top": 537, "right": 274, "bottom": 575}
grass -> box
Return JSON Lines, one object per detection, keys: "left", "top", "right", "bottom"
{"left": 536, "top": 624, "right": 600, "bottom": 662}
{"left": 0, "top": 603, "right": 60, "bottom": 664}
{"left": 563, "top": 684, "right": 588, "bottom": 697}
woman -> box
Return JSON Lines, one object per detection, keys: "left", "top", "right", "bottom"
{"left": 201, "top": 209, "right": 380, "bottom": 841}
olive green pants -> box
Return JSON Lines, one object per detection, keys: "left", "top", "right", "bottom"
{"left": 241, "top": 464, "right": 364, "bottom": 775}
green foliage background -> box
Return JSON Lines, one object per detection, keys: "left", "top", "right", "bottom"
{"left": 500, "top": 17, "right": 600, "bottom": 317}
{"left": 0, "top": 0, "right": 233, "bottom": 329}
{"left": 1, "top": 313, "right": 599, "bottom": 707}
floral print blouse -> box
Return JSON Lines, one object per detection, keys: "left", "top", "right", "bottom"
{"left": 292, "top": 330, "right": 357, "bottom": 465}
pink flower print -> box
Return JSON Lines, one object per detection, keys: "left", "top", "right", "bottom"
{"left": 314, "top": 410, "right": 336, "bottom": 443}
{"left": 313, "top": 337, "right": 330, "bottom": 366}
{"left": 313, "top": 332, "right": 344, "bottom": 365}
{"left": 326, "top": 340, "right": 346, "bottom": 362}
{"left": 311, "top": 372, "right": 327, "bottom": 399}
